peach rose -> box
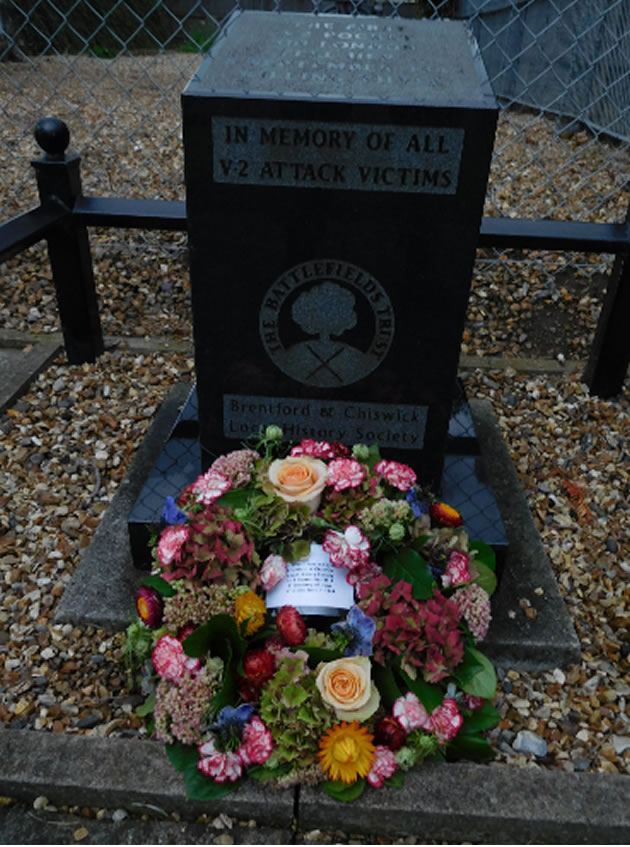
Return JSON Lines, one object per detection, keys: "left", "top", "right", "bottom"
{"left": 316, "top": 656, "right": 380, "bottom": 722}
{"left": 268, "top": 455, "right": 328, "bottom": 513}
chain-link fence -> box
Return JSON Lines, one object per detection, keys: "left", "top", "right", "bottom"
{"left": 1, "top": 0, "right": 629, "bottom": 362}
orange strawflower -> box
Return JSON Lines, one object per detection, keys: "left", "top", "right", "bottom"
{"left": 317, "top": 721, "right": 375, "bottom": 784}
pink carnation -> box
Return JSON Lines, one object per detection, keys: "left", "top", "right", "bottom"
{"left": 191, "top": 469, "right": 231, "bottom": 505}
{"left": 442, "top": 551, "right": 472, "bottom": 588}
{"left": 260, "top": 554, "right": 287, "bottom": 591}
{"left": 152, "top": 635, "right": 200, "bottom": 682}
{"left": 323, "top": 526, "right": 370, "bottom": 570}
{"left": 374, "top": 460, "right": 417, "bottom": 492}
{"left": 157, "top": 525, "right": 189, "bottom": 567}
{"left": 464, "top": 694, "right": 484, "bottom": 711}
{"left": 238, "top": 716, "right": 274, "bottom": 766}
{"left": 428, "top": 698, "right": 462, "bottom": 745}
{"left": 327, "top": 458, "right": 365, "bottom": 491}
{"left": 392, "top": 692, "right": 429, "bottom": 732}
{"left": 367, "top": 745, "right": 398, "bottom": 788}
{"left": 198, "top": 737, "right": 243, "bottom": 782}
{"left": 290, "top": 439, "right": 335, "bottom": 459}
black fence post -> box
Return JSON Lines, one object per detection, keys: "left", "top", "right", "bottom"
{"left": 583, "top": 212, "right": 630, "bottom": 398}
{"left": 32, "top": 117, "right": 104, "bottom": 364}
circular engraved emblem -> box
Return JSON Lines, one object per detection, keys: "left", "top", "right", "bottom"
{"left": 259, "top": 260, "right": 394, "bottom": 388}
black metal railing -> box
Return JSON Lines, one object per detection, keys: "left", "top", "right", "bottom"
{"left": 1, "top": 117, "right": 629, "bottom": 397}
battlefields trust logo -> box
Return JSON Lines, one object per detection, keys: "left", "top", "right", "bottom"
{"left": 259, "top": 260, "right": 394, "bottom": 388}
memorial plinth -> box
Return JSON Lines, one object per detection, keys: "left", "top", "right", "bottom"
{"left": 182, "top": 11, "right": 498, "bottom": 487}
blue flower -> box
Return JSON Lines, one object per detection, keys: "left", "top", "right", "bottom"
{"left": 208, "top": 704, "right": 255, "bottom": 749}
{"left": 161, "top": 496, "right": 188, "bottom": 525}
{"left": 331, "top": 606, "right": 375, "bottom": 657}
{"left": 406, "top": 488, "right": 428, "bottom": 519}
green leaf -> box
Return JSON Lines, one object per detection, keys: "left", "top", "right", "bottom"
{"left": 446, "top": 732, "right": 496, "bottom": 762}
{"left": 217, "top": 488, "right": 252, "bottom": 510}
{"left": 384, "top": 769, "right": 405, "bottom": 788}
{"left": 141, "top": 574, "right": 176, "bottom": 597}
{"left": 301, "top": 645, "right": 344, "bottom": 666}
{"left": 165, "top": 742, "right": 199, "bottom": 773}
{"left": 458, "top": 647, "right": 497, "bottom": 699}
{"left": 469, "top": 540, "right": 496, "bottom": 572}
{"left": 135, "top": 693, "right": 155, "bottom": 717}
{"left": 459, "top": 701, "right": 501, "bottom": 734}
{"left": 383, "top": 548, "right": 435, "bottom": 601}
{"left": 372, "top": 663, "right": 402, "bottom": 710}
{"left": 451, "top": 645, "right": 485, "bottom": 685}
{"left": 248, "top": 763, "right": 291, "bottom": 782}
{"left": 184, "top": 765, "right": 243, "bottom": 801}
{"left": 472, "top": 561, "right": 497, "bottom": 597}
{"left": 322, "top": 779, "right": 366, "bottom": 803}
{"left": 183, "top": 614, "right": 246, "bottom": 662}
{"left": 285, "top": 538, "right": 311, "bottom": 563}
{"left": 396, "top": 668, "right": 444, "bottom": 712}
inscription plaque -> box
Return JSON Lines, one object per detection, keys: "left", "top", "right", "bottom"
{"left": 183, "top": 11, "right": 498, "bottom": 486}
{"left": 213, "top": 118, "right": 464, "bottom": 193}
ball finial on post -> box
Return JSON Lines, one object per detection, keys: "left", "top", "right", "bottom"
{"left": 34, "top": 117, "right": 70, "bottom": 160}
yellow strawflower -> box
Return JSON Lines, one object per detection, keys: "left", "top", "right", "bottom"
{"left": 317, "top": 721, "right": 375, "bottom": 784}
{"left": 234, "top": 591, "right": 266, "bottom": 635}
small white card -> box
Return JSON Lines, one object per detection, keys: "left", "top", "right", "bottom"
{"left": 266, "top": 543, "right": 354, "bottom": 616}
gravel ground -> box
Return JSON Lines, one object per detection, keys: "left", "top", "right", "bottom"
{"left": 0, "top": 50, "right": 629, "bottom": 839}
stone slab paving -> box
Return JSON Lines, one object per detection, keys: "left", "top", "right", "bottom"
{"left": 0, "top": 729, "right": 628, "bottom": 844}
{"left": 0, "top": 340, "right": 61, "bottom": 413}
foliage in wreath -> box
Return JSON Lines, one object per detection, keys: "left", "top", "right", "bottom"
{"left": 124, "top": 426, "right": 500, "bottom": 803}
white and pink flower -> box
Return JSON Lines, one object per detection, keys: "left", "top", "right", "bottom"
{"left": 428, "top": 698, "right": 462, "bottom": 745}
{"left": 322, "top": 526, "right": 370, "bottom": 570}
{"left": 464, "top": 694, "right": 484, "bottom": 712}
{"left": 191, "top": 469, "right": 231, "bottom": 505}
{"left": 238, "top": 716, "right": 274, "bottom": 766}
{"left": 327, "top": 458, "right": 365, "bottom": 492}
{"left": 374, "top": 460, "right": 417, "bottom": 492}
{"left": 392, "top": 692, "right": 429, "bottom": 732}
{"left": 157, "top": 525, "right": 189, "bottom": 567}
{"left": 441, "top": 551, "right": 472, "bottom": 588}
{"left": 152, "top": 635, "right": 200, "bottom": 682}
{"left": 290, "top": 439, "right": 335, "bottom": 459}
{"left": 198, "top": 737, "right": 243, "bottom": 782}
{"left": 367, "top": 745, "right": 398, "bottom": 788}
{"left": 260, "top": 554, "right": 287, "bottom": 591}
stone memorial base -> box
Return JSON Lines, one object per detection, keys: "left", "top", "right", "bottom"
{"left": 55, "top": 383, "right": 581, "bottom": 670}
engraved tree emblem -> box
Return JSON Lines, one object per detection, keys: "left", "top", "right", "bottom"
{"left": 291, "top": 282, "right": 358, "bottom": 382}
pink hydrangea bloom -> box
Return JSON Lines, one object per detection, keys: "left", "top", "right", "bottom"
{"left": 327, "top": 458, "right": 365, "bottom": 491}
{"left": 428, "top": 698, "right": 462, "bottom": 745}
{"left": 152, "top": 635, "right": 200, "bottom": 682}
{"left": 198, "top": 737, "right": 243, "bottom": 782}
{"left": 346, "top": 559, "right": 382, "bottom": 587}
{"left": 260, "top": 554, "right": 287, "bottom": 591}
{"left": 450, "top": 583, "right": 492, "bottom": 642}
{"left": 290, "top": 439, "right": 335, "bottom": 459}
{"left": 442, "top": 551, "right": 472, "bottom": 588}
{"left": 374, "top": 460, "right": 417, "bottom": 492}
{"left": 157, "top": 525, "right": 189, "bottom": 567}
{"left": 323, "top": 526, "right": 370, "bottom": 570}
{"left": 191, "top": 469, "right": 231, "bottom": 505}
{"left": 367, "top": 745, "right": 398, "bottom": 788}
{"left": 392, "top": 692, "right": 429, "bottom": 732}
{"left": 238, "top": 716, "right": 274, "bottom": 766}
{"left": 464, "top": 694, "right": 484, "bottom": 711}
{"left": 209, "top": 449, "right": 259, "bottom": 487}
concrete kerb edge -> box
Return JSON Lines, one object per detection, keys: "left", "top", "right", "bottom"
{"left": 0, "top": 730, "right": 628, "bottom": 843}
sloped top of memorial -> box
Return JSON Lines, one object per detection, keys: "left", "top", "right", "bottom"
{"left": 185, "top": 11, "right": 496, "bottom": 108}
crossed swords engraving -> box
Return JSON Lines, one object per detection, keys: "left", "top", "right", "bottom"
{"left": 305, "top": 344, "right": 345, "bottom": 383}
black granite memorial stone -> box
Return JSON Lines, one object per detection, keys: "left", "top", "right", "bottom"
{"left": 183, "top": 11, "right": 497, "bottom": 486}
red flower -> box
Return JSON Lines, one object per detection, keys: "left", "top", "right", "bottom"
{"left": 275, "top": 605, "right": 307, "bottom": 646}
{"left": 327, "top": 458, "right": 365, "bottom": 492}
{"left": 430, "top": 502, "right": 463, "bottom": 527}
{"left": 135, "top": 586, "right": 163, "bottom": 628}
{"left": 374, "top": 715, "right": 406, "bottom": 750}
{"left": 242, "top": 648, "right": 276, "bottom": 689}
{"left": 428, "top": 698, "right": 462, "bottom": 745}
{"left": 374, "top": 460, "right": 417, "bottom": 492}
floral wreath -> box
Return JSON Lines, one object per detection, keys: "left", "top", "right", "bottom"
{"left": 125, "top": 426, "right": 499, "bottom": 803}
